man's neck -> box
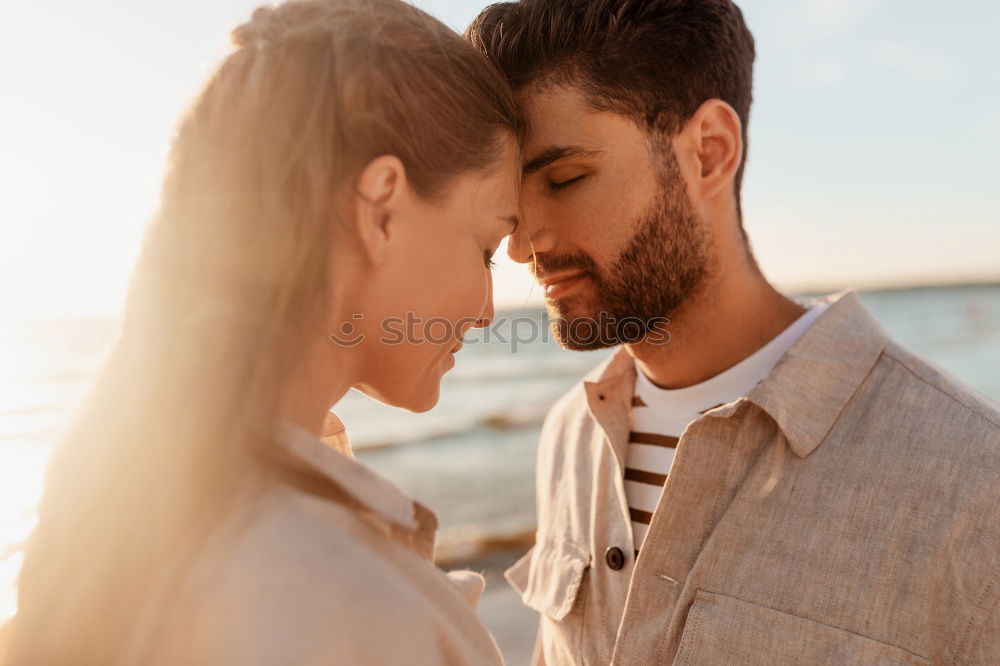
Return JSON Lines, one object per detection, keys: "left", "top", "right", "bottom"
{"left": 628, "top": 268, "right": 805, "bottom": 390}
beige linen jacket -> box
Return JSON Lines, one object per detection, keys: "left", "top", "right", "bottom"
{"left": 507, "top": 290, "right": 1000, "bottom": 665}
{"left": 124, "top": 415, "right": 503, "bottom": 665}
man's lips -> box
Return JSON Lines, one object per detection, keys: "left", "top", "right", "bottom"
{"left": 538, "top": 270, "right": 588, "bottom": 298}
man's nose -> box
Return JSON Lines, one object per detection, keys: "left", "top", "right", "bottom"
{"left": 507, "top": 215, "right": 555, "bottom": 264}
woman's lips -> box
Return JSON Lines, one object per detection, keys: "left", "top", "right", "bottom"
{"left": 441, "top": 341, "right": 462, "bottom": 371}
{"left": 540, "top": 271, "right": 588, "bottom": 299}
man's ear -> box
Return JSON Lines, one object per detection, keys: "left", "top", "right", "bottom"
{"left": 680, "top": 99, "right": 743, "bottom": 202}
{"left": 351, "top": 155, "right": 408, "bottom": 265}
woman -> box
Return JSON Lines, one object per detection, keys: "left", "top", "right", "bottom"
{"left": 1, "top": 0, "right": 522, "bottom": 663}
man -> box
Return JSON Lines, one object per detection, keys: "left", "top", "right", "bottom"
{"left": 466, "top": 1, "right": 1000, "bottom": 664}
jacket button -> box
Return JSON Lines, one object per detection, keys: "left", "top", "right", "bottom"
{"left": 605, "top": 546, "right": 626, "bottom": 570}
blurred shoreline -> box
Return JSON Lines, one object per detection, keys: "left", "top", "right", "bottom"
{"left": 793, "top": 277, "right": 1000, "bottom": 299}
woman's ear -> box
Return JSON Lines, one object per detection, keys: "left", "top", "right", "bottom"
{"left": 680, "top": 99, "right": 743, "bottom": 203}
{"left": 351, "top": 155, "right": 408, "bottom": 265}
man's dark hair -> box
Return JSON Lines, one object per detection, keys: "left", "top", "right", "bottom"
{"left": 466, "top": 0, "right": 756, "bottom": 221}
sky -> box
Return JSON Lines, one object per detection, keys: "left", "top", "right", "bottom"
{"left": 0, "top": 0, "right": 997, "bottom": 319}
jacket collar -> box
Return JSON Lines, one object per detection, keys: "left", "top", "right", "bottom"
{"left": 583, "top": 348, "right": 638, "bottom": 471}
{"left": 270, "top": 414, "right": 435, "bottom": 537}
{"left": 743, "top": 289, "right": 889, "bottom": 457}
{"left": 583, "top": 289, "right": 889, "bottom": 460}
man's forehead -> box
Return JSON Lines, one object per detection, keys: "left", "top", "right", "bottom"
{"left": 519, "top": 83, "right": 608, "bottom": 161}
{"left": 518, "top": 82, "right": 648, "bottom": 173}
{"left": 519, "top": 77, "right": 592, "bottom": 113}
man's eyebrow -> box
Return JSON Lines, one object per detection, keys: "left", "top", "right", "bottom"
{"left": 522, "top": 146, "right": 602, "bottom": 177}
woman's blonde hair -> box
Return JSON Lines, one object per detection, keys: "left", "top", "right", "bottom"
{"left": 3, "top": 1, "right": 522, "bottom": 662}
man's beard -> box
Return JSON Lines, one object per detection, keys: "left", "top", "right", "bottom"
{"left": 539, "top": 147, "right": 711, "bottom": 351}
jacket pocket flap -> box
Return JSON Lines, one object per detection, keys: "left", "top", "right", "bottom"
{"left": 504, "top": 538, "right": 590, "bottom": 621}
{"left": 675, "top": 589, "right": 930, "bottom": 665}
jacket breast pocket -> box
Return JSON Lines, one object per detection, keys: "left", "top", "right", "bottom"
{"left": 505, "top": 538, "right": 591, "bottom": 664}
{"left": 675, "top": 590, "right": 930, "bottom": 666}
